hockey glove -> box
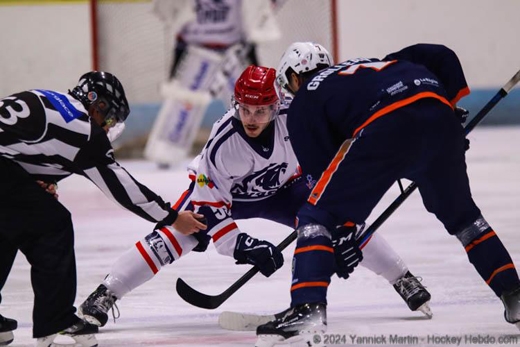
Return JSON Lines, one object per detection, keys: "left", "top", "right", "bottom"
{"left": 331, "top": 225, "right": 363, "bottom": 279}
{"left": 233, "top": 233, "right": 284, "bottom": 277}
{"left": 454, "top": 106, "right": 470, "bottom": 151}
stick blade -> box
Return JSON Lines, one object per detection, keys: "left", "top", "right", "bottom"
{"left": 219, "top": 311, "right": 275, "bottom": 331}
{"left": 176, "top": 278, "right": 223, "bottom": 309}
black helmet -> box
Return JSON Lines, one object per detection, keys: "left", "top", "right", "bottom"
{"left": 69, "top": 71, "right": 130, "bottom": 125}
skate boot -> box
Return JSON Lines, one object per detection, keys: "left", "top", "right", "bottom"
{"left": 500, "top": 286, "right": 520, "bottom": 330}
{"left": 255, "top": 303, "right": 327, "bottom": 347}
{"left": 35, "top": 318, "right": 98, "bottom": 347}
{"left": 393, "top": 271, "right": 432, "bottom": 318}
{"left": 79, "top": 284, "right": 119, "bottom": 327}
{"left": 0, "top": 315, "right": 17, "bottom": 346}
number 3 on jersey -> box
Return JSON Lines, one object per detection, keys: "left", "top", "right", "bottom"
{"left": 0, "top": 97, "right": 30, "bottom": 126}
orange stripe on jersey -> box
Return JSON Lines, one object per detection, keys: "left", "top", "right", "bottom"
{"left": 450, "top": 86, "right": 470, "bottom": 106}
{"left": 294, "top": 245, "right": 334, "bottom": 255}
{"left": 213, "top": 222, "right": 238, "bottom": 242}
{"left": 464, "top": 231, "right": 496, "bottom": 252}
{"left": 308, "top": 139, "right": 353, "bottom": 205}
{"left": 160, "top": 227, "right": 183, "bottom": 257}
{"left": 486, "top": 263, "right": 516, "bottom": 285}
{"left": 136, "top": 241, "right": 158, "bottom": 274}
{"left": 172, "top": 189, "right": 190, "bottom": 210}
{"left": 352, "top": 92, "right": 452, "bottom": 138}
{"left": 291, "top": 281, "right": 329, "bottom": 291}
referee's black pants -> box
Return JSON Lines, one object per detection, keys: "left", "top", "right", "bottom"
{"left": 0, "top": 158, "right": 78, "bottom": 338}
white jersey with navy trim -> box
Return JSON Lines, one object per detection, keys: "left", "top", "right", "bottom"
{"left": 186, "top": 100, "right": 299, "bottom": 256}
{"left": 0, "top": 89, "right": 170, "bottom": 223}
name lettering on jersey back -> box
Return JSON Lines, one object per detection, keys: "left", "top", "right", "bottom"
{"left": 306, "top": 58, "right": 374, "bottom": 91}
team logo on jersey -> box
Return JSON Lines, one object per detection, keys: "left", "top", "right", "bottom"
{"left": 197, "top": 173, "right": 215, "bottom": 188}
{"left": 231, "top": 162, "right": 288, "bottom": 199}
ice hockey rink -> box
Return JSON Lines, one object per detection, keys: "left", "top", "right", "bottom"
{"left": 2, "top": 126, "right": 520, "bottom": 347}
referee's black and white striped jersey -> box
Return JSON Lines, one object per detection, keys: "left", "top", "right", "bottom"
{"left": 0, "top": 89, "right": 170, "bottom": 223}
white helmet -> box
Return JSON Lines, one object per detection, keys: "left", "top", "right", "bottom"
{"left": 276, "top": 42, "right": 334, "bottom": 92}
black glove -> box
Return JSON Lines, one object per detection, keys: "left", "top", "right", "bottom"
{"left": 331, "top": 225, "right": 363, "bottom": 279}
{"left": 454, "top": 106, "right": 470, "bottom": 151}
{"left": 233, "top": 233, "right": 284, "bottom": 277}
{"left": 192, "top": 216, "right": 210, "bottom": 252}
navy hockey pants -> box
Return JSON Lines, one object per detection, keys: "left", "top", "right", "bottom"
{"left": 304, "top": 98, "right": 481, "bottom": 234}
{"left": 0, "top": 158, "right": 78, "bottom": 337}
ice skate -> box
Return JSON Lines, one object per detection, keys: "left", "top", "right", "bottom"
{"left": 35, "top": 319, "right": 98, "bottom": 347}
{"left": 393, "top": 271, "right": 432, "bottom": 318}
{"left": 501, "top": 285, "right": 520, "bottom": 330}
{"left": 0, "top": 315, "right": 17, "bottom": 346}
{"left": 255, "top": 303, "right": 326, "bottom": 347}
{"left": 78, "top": 284, "right": 119, "bottom": 327}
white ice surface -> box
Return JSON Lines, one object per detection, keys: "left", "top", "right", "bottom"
{"left": 3, "top": 126, "right": 520, "bottom": 347}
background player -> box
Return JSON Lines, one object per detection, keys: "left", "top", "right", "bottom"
{"left": 145, "top": 0, "right": 280, "bottom": 167}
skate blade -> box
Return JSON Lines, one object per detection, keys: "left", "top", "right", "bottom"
{"left": 515, "top": 322, "right": 520, "bottom": 331}
{"left": 417, "top": 302, "right": 433, "bottom": 319}
{"left": 256, "top": 331, "right": 326, "bottom": 347}
{"left": 219, "top": 311, "right": 275, "bottom": 331}
{"left": 0, "top": 331, "right": 14, "bottom": 346}
{"left": 37, "top": 333, "right": 98, "bottom": 347}
{"left": 255, "top": 334, "right": 285, "bottom": 347}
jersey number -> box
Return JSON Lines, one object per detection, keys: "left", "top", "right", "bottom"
{"left": 0, "top": 97, "right": 30, "bottom": 126}
{"left": 338, "top": 61, "right": 396, "bottom": 76}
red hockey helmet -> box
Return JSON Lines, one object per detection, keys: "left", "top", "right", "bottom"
{"left": 234, "top": 65, "right": 279, "bottom": 107}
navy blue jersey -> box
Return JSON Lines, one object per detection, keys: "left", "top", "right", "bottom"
{"left": 287, "top": 44, "right": 469, "bottom": 182}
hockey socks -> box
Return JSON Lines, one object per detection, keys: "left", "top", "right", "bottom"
{"left": 456, "top": 216, "right": 519, "bottom": 296}
{"left": 465, "top": 230, "right": 519, "bottom": 296}
{"left": 290, "top": 224, "right": 335, "bottom": 306}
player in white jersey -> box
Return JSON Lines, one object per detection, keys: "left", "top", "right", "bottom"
{"left": 80, "top": 66, "right": 432, "bottom": 330}
{"left": 0, "top": 71, "right": 206, "bottom": 347}
{"left": 145, "top": 0, "right": 280, "bottom": 167}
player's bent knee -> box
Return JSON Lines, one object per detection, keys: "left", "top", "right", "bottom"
{"left": 143, "top": 230, "right": 182, "bottom": 266}
{"left": 296, "top": 223, "right": 332, "bottom": 244}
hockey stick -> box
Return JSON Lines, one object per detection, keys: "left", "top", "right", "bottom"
{"left": 176, "top": 231, "right": 297, "bottom": 309}
{"left": 355, "top": 68, "right": 520, "bottom": 245}
{"left": 177, "top": 68, "right": 520, "bottom": 310}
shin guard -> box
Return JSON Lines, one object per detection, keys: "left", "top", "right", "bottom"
{"left": 456, "top": 216, "right": 520, "bottom": 296}
{"left": 291, "top": 224, "right": 335, "bottom": 306}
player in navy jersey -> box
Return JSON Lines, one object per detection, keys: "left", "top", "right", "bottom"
{"left": 79, "top": 65, "right": 433, "bottom": 329}
{"left": 0, "top": 71, "right": 206, "bottom": 347}
{"left": 254, "top": 42, "right": 520, "bottom": 346}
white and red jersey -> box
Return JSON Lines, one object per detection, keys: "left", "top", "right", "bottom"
{"left": 185, "top": 101, "right": 300, "bottom": 256}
